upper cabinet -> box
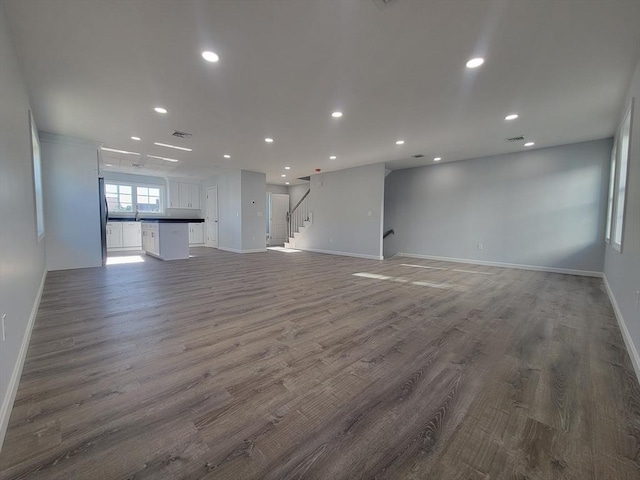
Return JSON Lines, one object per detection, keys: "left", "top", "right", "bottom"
{"left": 168, "top": 181, "right": 200, "bottom": 209}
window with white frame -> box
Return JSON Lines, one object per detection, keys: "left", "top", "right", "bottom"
{"left": 609, "top": 97, "right": 634, "bottom": 252}
{"left": 106, "top": 182, "right": 164, "bottom": 214}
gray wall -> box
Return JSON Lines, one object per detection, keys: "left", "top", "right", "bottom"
{"left": 241, "top": 170, "right": 267, "bottom": 251}
{"left": 266, "top": 184, "right": 288, "bottom": 195}
{"left": 0, "top": 3, "right": 46, "bottom": 447}
{"left": 41, "top": 135, "right": 102, "bottom": 271}
{"left": 385, "top": 139, "right": 611, "bottom": 273}
{"left": 295, "top": 163, "right": 385, "bottom": 259}
{"left": 288, "top": 183, "right": 309, "bottom": 212}
{"left": 604, "top": 59, "right": 640, "bottom": 373}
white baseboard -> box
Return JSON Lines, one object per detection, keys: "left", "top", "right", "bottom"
{"left": 298, "top": 247, "right": 383, "bottom": 261}
{"left": 395, "top": 252, "right": 603, "bottom": 278}
{"left": 0, "top": 270, "right": 46, "bottom": 451}
{"left": 217, "top": 246, "right": 267, "bottom": 254}
{"left": 603, "top": 275, "right": 640, "bottom": 384}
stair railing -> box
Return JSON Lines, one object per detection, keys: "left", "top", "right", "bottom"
{"left": 287, "top": 188, "right": 310, "bottom": 239}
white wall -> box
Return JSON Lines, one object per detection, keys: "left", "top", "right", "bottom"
{"left": 604, "top": 60, "right": 640, "bottom": 379}
{"left": 40, "top": 134, "right": 102, "bottom": 271}
{"left": 0, "top": 3, "right": 47, "bottom": 448}
{"left": 241, "top": 171, "right": 267, "bottom": 252}
{"left": 384, "top": 139, "right": 611, "bottom": 274}
{"left": 295, "top": 163, "right": 385, "bottom": 260}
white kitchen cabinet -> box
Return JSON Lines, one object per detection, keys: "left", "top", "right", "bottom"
{"left": 141, "top": 223, "right": 160, "bottom": 256}
{"left": 122, "top": 222, "right": 142, "bottom": 248}
{"left": 189, "top": 222, "right": 204, "bottom": 245}
{"left": 106, "top": 222, "right": 123, "bottom": 249}
{"left": 141, "top": 221, "right": 188, "bottom": 260}
{"left": 168, "top": 181, "right": 181, "bottom": 208}
{"left": 168, "top": 181, "right": 200, "bottom": 209}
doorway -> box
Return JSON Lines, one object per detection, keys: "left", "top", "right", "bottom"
{"left": 206, "top": 186, "right": 218, "bottom": 247}
{"left": 268, "top": 193, "right": 289, "bottom": 246}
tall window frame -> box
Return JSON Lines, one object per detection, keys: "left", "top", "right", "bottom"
{"left": 610, "top": 97, "right": 634, "bottom": 253}
{"left": 605, "top": 141, "right": 616, "bottom": 244}
{"left": 30, "top": 111, "right": 45, "bottom": 241}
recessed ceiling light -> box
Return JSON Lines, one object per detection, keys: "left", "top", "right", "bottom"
{"left": 105, "top": 163, "right": 113, "bottom": 167}
{"left": 395, "top": 140, "right": 405, "bottom": 145}
{"left": 154, "top": 107, "right": 168, "bottom": 114}
{"left": 285, "top": 166, "right": 291, "bottom": 170}
{"left": 331, "top": 111, "right": 343, "bottom": 118}
{"left": 281, "top": 174, "right": 286, "bottom": 178}
{"left": 329, "top": 155, "right": 337, "bottom": 160}
{"left": 131, "top": 136, "right": 141, "bottom": 141}
{"left": 524, "top": 142, "right": 535, "bottom": 147}
{"left": 466, "top": 57, "right": 484, "bottom": 69}
{"left": 153, "top": 142, "right": 192, "bottom": 152}
{"left": 202, "top": 51, "right": 219, "bottom": 63}
{"left": 505, "top": 114, "right": 519, "bottom": 121}
{"left": 101, "top": 147, "right": 140, "bottom": 155}
{"left": 147, "top": 154, "right": 179, "bottom": 163}
{"left": 285, "top": 182, "right": 290, "bottom": 185}
{"left": 223, "top": 154, "right": 231, "bottom": 159}
{"left": 434, "top": 157, "right": 442, "bottom": 161}
{"left": 265, "top": 138, "right": 274, "bottom": 143}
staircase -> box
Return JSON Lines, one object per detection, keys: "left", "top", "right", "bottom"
{"left": 284, "top": 219, "right": 311, "bottom": 249}
{"left": 284, "top": 188, "right": 310, "bottom": 249}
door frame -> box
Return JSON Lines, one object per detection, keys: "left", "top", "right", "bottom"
{"left": 268, "top": 193, "right": 289, "bottom": 246}
{"left": 206, "top": 186, "right": 218, "bottom": 248}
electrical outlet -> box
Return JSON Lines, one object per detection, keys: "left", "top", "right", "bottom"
{"left": 1, "top": 313, "right": 6, "bottom": 341}
{"left": 367, "top": 211, "right": 372, "bottom": 217}
{"left": 477, "top": 243, "right": 483, "bottom": 250}
{"left": 330, "top": 237, "right": 333, "bottom": 242}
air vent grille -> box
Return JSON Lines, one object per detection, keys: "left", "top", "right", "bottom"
{"left": 373, "top": 0, "right": 399, "bottom": 9}
{"left": 172, "top": 130, "right": 192, "bottom": 139}
{"left": 412, "top": 154, "right": 424, "bottom": 158}
{"left": 505, "top": 136, "right": 525, "bottom": 143}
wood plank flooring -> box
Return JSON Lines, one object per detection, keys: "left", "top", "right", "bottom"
{"left": 1, "top": 248, "right": 638, "bottom": 479}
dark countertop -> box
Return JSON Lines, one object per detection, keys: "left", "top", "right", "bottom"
{"left": 108, "top": 217, "right": 204, "bottom": 223}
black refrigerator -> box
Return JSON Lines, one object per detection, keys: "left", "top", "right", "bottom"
{"left": 99, "top": 177, "right": 108, "bottom": 265}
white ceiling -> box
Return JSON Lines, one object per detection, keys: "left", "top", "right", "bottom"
{"left": 4, "top": 0, "right": 639, "bottom": 185}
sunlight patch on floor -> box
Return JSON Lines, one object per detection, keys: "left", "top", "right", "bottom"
{"left": 106, "top": 255, "right": 145, "bottom": 265}
{"left": 352, "top": 272, "right": 453, "bottom": 289}
{"left": 400, "top": 263, "right": 492, "bottom": 275}
{"left": 268, "top": 246, "right": 302, "bottom": 253}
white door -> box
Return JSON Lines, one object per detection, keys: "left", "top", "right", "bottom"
{"left": 206, "top": 186, "right": 218, "bottom": 247}
{"left": 269, "top": 194, "right": 289, "bottom": 245}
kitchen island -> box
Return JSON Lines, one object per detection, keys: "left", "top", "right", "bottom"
{"left": 139, "top": 218, "right": 202, "bottom": 260}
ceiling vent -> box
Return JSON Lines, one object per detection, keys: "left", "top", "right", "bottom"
{"left": 505, "top": 136, "right": 525, "bottom": 143}
{"left": 373, "top": 0, "right": 399, "bottom": 9}
{"left": 131, "top": 162, "right": 144, "bottom": 168}
{"left": 412, "top": 154, "right": 424, "bottom": 158}
{"left": 172, "top": 130, "right": 192, "bottom": 139}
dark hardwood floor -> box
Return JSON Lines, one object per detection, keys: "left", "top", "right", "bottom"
{"left": 1, "top": 248, "right": 638, "bottom": 479}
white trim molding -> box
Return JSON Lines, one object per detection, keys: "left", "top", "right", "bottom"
{"left": 298, "top": 247, "right": 383, "bottom": 261}
{"left": 603, "top": 275, "right": 640, "bottom": 384}
{"left": 395, "top": 252, "right": 603, "bottom": 278}
{"left": 0, "top": 271, "right": 46, "bottom": 450}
